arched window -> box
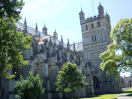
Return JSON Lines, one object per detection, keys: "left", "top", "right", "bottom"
{"left": 91, "top": 23, "right": 94, "bottom": 28}
{"left": 92, "top": 36, "right": 94, "bottom": 42}
{"left": 95, "top": 35, "right": 96, "bottom": 41}
{"left": 97, "top": 22, "right": 100, "bottom": 27}
{"left": 85, "top": 25, "right": 88, "bottom": 30}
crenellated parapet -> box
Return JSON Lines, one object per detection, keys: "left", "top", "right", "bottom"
{"left": 86, "top": 15, "right": 100, "bottom": 22}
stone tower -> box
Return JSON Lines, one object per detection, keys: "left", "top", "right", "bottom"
{"left": 53, "top": 29, "right": 58, "bottom": 40}
{"left": 79, "top": 3, "right": 114, "bottom": 94}
{"left": 42, "top": 24, "right": 47, "bottom": 36}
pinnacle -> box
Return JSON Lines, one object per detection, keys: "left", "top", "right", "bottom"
{"left": 67, "top": 39, "right": 69, "bottom": 44}
{"left": 61, "top": 35, "right": 63, "bottom": 40}
{"left": 54, "top": 29, "right": 57, "bottom": 34}
{"left": 24, "top": 17, "right": 27, "bottom": 25}
{"left": 44, "top": 22, "right": 46, "bottom": 28}
{"left": 35, "top": 23, "right": 38, "bottom": 31}
{"left": 36, "top": 23, "right": 37, "bottom": 27}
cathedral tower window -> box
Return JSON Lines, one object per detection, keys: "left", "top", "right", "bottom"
{"left": 97, "top": 22, "right": 100, "bottom": 27}
{"left": 91, "top": 23, "right": 94, "bottom": 28}
{"left": 92, "top": 36, "right": 94, "bottom": 42}
{"left": 92, "top": 36, "right": 97, "bottom": 42}
{"left": 95, "top": 35, "right": 96, "bottom": 41}
{"left": 85, "top": 25, "right": 88, "bottom": 30}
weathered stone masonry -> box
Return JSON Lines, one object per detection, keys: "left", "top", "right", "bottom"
{"left": 0, "top": 3, "right": 121, "bottom": 99}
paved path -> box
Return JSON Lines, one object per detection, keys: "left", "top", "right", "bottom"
{"left": 116, "top": 93, "right": 132, "bottom": 99}
{"left": 109, "top": 93, "right": 132, "bottom": 99}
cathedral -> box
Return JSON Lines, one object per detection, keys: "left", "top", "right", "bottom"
{"left": 0, "top": 3, "right": 121, "bottom": 99}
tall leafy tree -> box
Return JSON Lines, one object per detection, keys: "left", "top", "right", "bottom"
{"left": 100, "top": 43, "right": 121, "bottom": 79}
{"left": 0, "top": 0, "right": 24, "bottom": 21}
{"left": 55, "top": 62, "right": 87, "bottom": 99}
{"left": 0, "top": 0, "right": 31, "bottom": 78}
{"left": 100, "top": 18, "right": 132, "bottom": 79}
{"left": 15, "top": 71, "right": 45, "bottom": 99}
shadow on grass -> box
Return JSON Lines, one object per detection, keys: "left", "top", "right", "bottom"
{"left": 63, "top": 89, "right": 132, "bottom": 99}
{"left": 128, "top": 93, "right": 132, "bottom": 96}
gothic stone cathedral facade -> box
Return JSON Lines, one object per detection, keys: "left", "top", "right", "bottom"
{"left": 0, "top": 4, "right": 120, "bottom": 99}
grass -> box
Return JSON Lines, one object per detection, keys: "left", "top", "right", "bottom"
{"left": 128, "top": 93, "right": 132, "bottom": 96}
{"left": 77, "top": 88, "right": 132, "bottom": 99}
{"left": 123, "top": 88, "right": 132, "bottom": 97}
{"left": 78, "top": 93, "right": 122, "bottom": 99}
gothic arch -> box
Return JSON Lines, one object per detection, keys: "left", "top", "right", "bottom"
{"left": 91, "top": 23, "right": 94, "bottom": 28}
{"left": 93, "top": 76, "right": 100, "bottom": 94}
{"left": 97, "top": 22, "right": 100, "bottom": 27}
{"left": 85, "top": 25, "right": 88, "bottom": 30}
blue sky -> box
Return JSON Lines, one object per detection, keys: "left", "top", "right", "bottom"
{"left": 19, "top": 0, "right": 132, "bottom": 44}
{"left": 19, "top": 0, "right": 132, "bottom": 77}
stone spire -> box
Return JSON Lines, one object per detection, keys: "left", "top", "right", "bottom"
{"left": 67, "top": 39, "right": 70, "bottom": 52}
{"left": 106, "top": 11, "right": 108, "bottom": 16}
{"left": 44, "top": 23, "right": 46, "bottom": 28}
{"left": 42, "top": 23, "right": 47, "bottom": 36}
{"left": 73, "top": 42, "right": 76, "bottom": 59}
{"left": 22, "top": 17, "right": 28, "bottom": 36}
{"left": 35, "top": 23, "right": 38, "bottom": 36}
{"left": 39, "top": 32, "right": 41, "bottom": 37}
{"left": 81, "top": 8, "right": 83, "bottom": 13}
{"left": 105, "top": 11, "right": 110, "bottom": 23}
{"left": 61, "top": 35, "right": 63, "bottom": 49}
{"left": 73, "top": 42, "right": 76, "bottom": 52}
{"left": 59, "top": 41, "right": 61, "bottom": 49}
{"left": 79, "top": 8, "right": 85, "bottom": 25}
{"left": 98, "top": 2, "right": 104, "bottom": 18}
{"left": 49, "top": 36, "right": 52, "bottom": 46}
{"left": 53, "top": 29, "right": 58, "bottom": 40}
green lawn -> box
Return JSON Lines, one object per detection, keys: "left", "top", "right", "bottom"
{"left": 77, "top": 88, "right": 132, "bottom": 99}
{"left": 123, "top": 88, "right": 132, "bottom": 97}
{"left": 78, "top": 93, "right": 122, "bottom": 99}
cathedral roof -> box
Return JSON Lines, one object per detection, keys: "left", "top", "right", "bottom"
{"left": 15, "top": 22, "right": 37, "bottom": 36}
{"left": 15, "top": 22, "right": 83, "bottom": 51}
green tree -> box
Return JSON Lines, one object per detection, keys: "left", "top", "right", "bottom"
{"left": 0, "top": 0, "right": 31, "bottom": 78}
{"left": 100, "top": 18, "right": 132, "bottom": 79}
{"left": 0, "top": 0, "right": 25, "bottom": 21}
{"left": 15, "top": 71, "right": 45, "bottom": 99}
{"left": 55, "top": 62, "right": 87, "bottom": 99}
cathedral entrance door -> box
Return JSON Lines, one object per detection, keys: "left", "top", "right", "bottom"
{"left": 93, "top": 76, "right": 100, "bottom": 94}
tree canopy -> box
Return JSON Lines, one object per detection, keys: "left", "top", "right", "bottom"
{"left": 15, "top": 71, "right": 45, "bottom": 99}
{"left": 55, "top": 62, "right": 87, "bottom": 98}
{"left": 0, "top": 0, "right": 31, "bottom": 78}
{"left": 0, "top": 0, "right": 24, "bottom": 21}
{"left": 100, "top": 18, "right": 132, "bottom": 79}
